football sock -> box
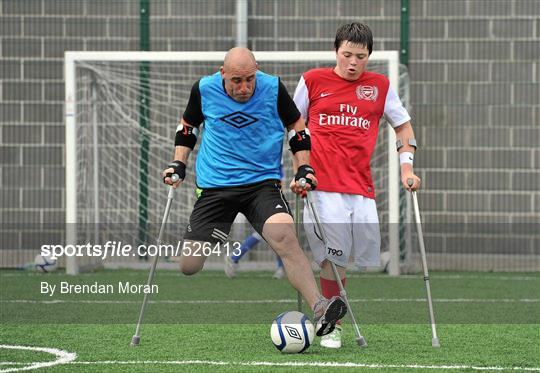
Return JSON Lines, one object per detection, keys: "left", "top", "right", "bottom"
{"left": 231, "top": 233, "right": 261, "bottom": 263}
{"left": 320, "top": 277, "right": 346, "bottom": 325}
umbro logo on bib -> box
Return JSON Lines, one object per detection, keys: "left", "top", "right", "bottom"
{"left": 220, "top": 111, "right": 258, "bottom": 129}
{"left": 275, "top": 204, "right": 283, "bottom": 209}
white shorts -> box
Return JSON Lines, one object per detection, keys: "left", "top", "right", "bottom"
{"left": 303, "top": 191, "right": 381, "bottom": 268}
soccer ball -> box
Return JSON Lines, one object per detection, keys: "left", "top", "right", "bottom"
{"left": 270, "top": 311, "right": 314, "bottom": 353}
{"left": 34, "top": 254, "right": 57, "bottom": 273}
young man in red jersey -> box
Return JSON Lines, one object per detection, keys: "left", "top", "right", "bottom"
{"left": 292, "top": 22, "right": 421, "bottom": 348}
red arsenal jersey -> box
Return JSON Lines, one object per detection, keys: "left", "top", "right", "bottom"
{"left": 293, "top": 68, "right": 410, "bottom": 198}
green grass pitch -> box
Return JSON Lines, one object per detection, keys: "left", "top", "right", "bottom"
{"left": 1, "top": 269, "right": 539, "bottom": 372}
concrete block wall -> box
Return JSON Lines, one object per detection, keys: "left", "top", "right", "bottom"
{"left": 248, "top": 0, "right": 539, "bottom": 258}
{"left": 411, "top": 0, "right": 539, "bottom": 257}
{"left": 0, "top": 0, "right": 237, "bottom": 264}
{"left": 1, "top": 0, "right": 538, "bottom": 262}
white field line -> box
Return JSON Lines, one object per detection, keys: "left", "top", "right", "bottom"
{"left": 71, "top": 360, "right": 540, "bottom": 371}
{"left": 1, "top": 272, "right": 538, "bottom": 281}
{"left": 2, "top": 298, "right": 539, "bottom": 305}
{"left": 0, "top": 345, "right": 76, "bottom": 373}
{"left": 1, "top": 345, "right": 539, "bottom": 372}
{"left": 1, "top": 359, "right": 539, "bottom": 371}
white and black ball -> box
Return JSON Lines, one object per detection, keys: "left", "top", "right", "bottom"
{"left": 270, "top": 311, "right": 314, "bottom": 353}
{"left": 34, "top": 254, "right": 57, "bottom": 273}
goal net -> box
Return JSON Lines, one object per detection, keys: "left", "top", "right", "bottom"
{"left": 64, "top": 51, "right": 411, "bottom": 275}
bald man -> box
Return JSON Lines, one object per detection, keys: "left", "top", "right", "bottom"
{"left": 162, "top": 47, "right": 347, "bottom": 337}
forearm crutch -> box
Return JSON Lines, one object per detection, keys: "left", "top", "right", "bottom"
{"left": 294, "top": 193, "right": 303, "bottom": 312}
{"left": 301, "top": 181, "right": 367, "bottom": 347}
{"left": 131, "top": 174, "right": 179, "bottom": 346}
{"left": 408, "top": 179, "right": 440, "bottom": 348}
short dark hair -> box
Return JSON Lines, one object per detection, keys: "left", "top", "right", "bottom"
{"left": 334, "top": 22, "right": 373, "bottom": 54}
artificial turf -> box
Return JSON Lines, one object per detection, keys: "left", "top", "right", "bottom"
{"left": 1, "top": 270, "right": 538, "bottom": 372}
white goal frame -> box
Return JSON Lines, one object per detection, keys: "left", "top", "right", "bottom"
{"left": 64, "top": 51, "right": 402, "bottom": 275}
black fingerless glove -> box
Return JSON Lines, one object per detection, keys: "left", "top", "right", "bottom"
{"left": 294, "top": 164, "right": 316, "bottom": 190}
{"left": 164, "top": 160, "right": 186, "bottom": 182}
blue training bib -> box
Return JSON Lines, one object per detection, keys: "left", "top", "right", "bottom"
{"left": 195, "top": 71, "right": 284, "bottom": 188}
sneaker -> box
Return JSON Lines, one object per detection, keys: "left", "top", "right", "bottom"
{"left": 320, "top": 325, "right": 342, "bottom": 348}
{"left": 224, "top": 256, "right": 238, "bottom": 279}
{"left": 272, "top": 266, "right": 285, "bottom": 279}
{"left": 313, "top": 296, "right": 347, "bottom": 337}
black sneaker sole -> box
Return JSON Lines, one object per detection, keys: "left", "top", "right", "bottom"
{"left": 316, "top": 297, "right": 347, "bottom": 337}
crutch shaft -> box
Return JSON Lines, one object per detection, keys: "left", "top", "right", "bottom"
{"left": 131, "top": 178, "right": 177, "bottom": 346}
{"left": 303, "top": 188, "right": 367, "bottom": 347}
{"left": 410, "top": 187, "right": 440, "bottom": 347}
{"left": 131, "top": 254, "right": 159, "bottom": 346}
{"left": 328, "top": 260, "right": 366, "bottom": 346}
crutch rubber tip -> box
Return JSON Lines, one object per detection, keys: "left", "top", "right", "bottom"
{"left": 432, "top": 337, "right": 440, "bottom": 348}
{"left": 357, "top": 336, "right": 367, "bottom": 347}
{"left": 130, "top": 336, "right": 141, "bottom": 346}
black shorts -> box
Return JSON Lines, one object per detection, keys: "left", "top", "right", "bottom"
{"left": 184, "top": 179, "right": 292, "bottom": 243}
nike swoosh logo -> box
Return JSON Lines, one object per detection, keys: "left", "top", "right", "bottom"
{"left": 320, "top": 93, "right": 333, "bottom": 97}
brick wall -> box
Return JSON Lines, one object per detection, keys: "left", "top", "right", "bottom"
{"left": 1, "top": 0, "right": 538, "bottom": 261}
{"left": 248, "top": 0, "right": 539, "bottom": 260}
{"left": 0, "top": 0, "right": 236, "bottom": 264}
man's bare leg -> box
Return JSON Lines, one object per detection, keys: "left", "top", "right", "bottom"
{"left": 179, "top": 240, "right": 209, "bottom": 275}
{"left": 262, "top": 213, "right": 322, "bottom": 309}
{"left": 263, "top": 213, "right": 347, "bottom": 335}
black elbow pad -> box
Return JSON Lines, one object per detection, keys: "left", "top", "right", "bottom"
{"left": 174, "top": 124, "right": 198, "bottom": 149}
{"left": 288, "top": 129, "right": 311, "bottom": 154}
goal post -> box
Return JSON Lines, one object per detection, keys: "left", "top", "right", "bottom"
{"left": 64, "top": 51, "right": 410, "bottom": 275}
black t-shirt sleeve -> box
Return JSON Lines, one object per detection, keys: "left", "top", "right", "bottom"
{"left": 277, "top": 79, "right": 301, "bottom": 127}
{"left": 182, "top": 79, "right": 204, "bottom": 127}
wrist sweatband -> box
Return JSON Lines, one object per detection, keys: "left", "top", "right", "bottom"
{"left": 399, "top": 152, "right": 414, "bottom": 165}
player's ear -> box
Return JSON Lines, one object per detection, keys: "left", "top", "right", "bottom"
{"left": 220, "top": 66, "right": 225, "bottom": 77}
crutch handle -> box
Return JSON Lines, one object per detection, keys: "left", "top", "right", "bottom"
{"left": 165, "top": 174, "right": 180, "bottom": 183}
{"left": 297, "top": 178, "right": 308, "bottom": 198}
{"left": 165, "top": 174, "right": 180, "bottom": 199}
